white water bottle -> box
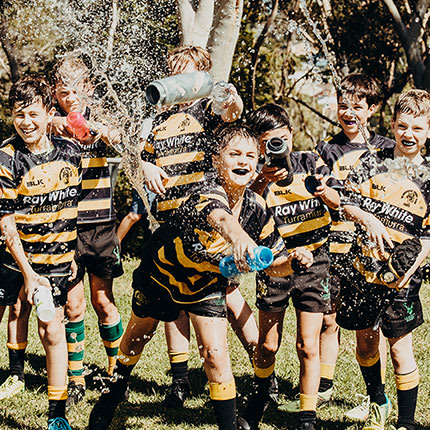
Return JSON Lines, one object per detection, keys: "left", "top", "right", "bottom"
{"left": 33, "top": 285, "right": 55, "bottom": 322}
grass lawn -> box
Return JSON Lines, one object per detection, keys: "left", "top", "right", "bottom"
{"left": 0, "top": 257, "right": 429, "bottom": 429}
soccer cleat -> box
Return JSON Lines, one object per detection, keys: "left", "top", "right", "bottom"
{"left": 89, "top": 380, "right": 129, "bottom": 430}
{"left": 363, "top": 395, "right": 392, "bottom": 430}
{"left": 163, "top": 377, "right": 191, "bottom": 409}
{"left": 66, "top": 381, "right": 86, "bottom": 408}
{"left": 267, "top": 372, "right": 279, "bottom": 405}
{"left": 48, "top": 417, "right": 72, "bottom": 430}
{"left": 388, "top": 427, "right": 408, "bottom": 430}
{"left": 237, "top": 416, "right": 258, "bottom": 430}
{"left": 344, "top": 394, "right": 370, "bottom": 421}
{"left": 238, "top": 377, "right": 272, "bottom": 430}
{"left": 278, "top": 387, "right": 333, "bottom": 413}
{"left": 298, "top": 422, "right": 316, "bottom": 430}
{"left": 0, "top": 375, "right": 25, "bottom": 400}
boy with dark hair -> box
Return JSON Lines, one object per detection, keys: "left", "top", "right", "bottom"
{"left": 141, "top": 45, "right": 251, "bottom": 409}
{"left": 310, "top": 72, "right": 395, "bottom": 420}
{"left": 239, "top": 103, "right": 342, "bottom": 430}
{"left": 339, "top": 88, "right": 430, "bottom": 430}
{"left": 0, "top": 74, "right": 81, "bottom": 430}
{"left": 89, "top": 124, "right": 312, "bottom": 430}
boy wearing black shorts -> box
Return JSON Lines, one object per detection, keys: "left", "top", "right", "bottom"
{"left": 0, "top": 75, "right": 81, "bottom": 430}
{"left": 239, "top": 104, "right": 342, "bottom": 430}
{"left": 51, "top": 56, "right": 124, "bottom": 404}
{"left": 89, "top": 125, "right": 312, "bottom": 430}
{"left": 313, "top": 73, "right": 394, "bottom": 420}
{"left": 339, "top": 89, "right": 430, "bottom": 430}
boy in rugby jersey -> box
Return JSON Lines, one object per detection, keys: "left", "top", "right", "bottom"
{"left": 338, "top": 89, "right": 430, "bottom": 430}
{"left": 142, "top": 45, "right": 256, "bottom": 409}
{"left": 51, "top": 56, "right": 125, "bottom": 404}
{"left": 312, "top": 73, "right": 395, "bottom": 420}
{"left": 239, "top": 104, "right": 342, "bottom": 430}
{"left": 89, "top": 124, "right": 312, "bottom": 430}
{"left": 0, "top": 75, "right": 81, "bottom": 430}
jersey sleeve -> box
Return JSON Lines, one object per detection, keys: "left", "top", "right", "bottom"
{"left": 0, "top": 144, "right": 17, "bottom": 215}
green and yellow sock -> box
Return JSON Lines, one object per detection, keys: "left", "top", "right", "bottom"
{"left": 99, "top": 317, "right": 123, "bottom": 376}
{"left": 66, "top": 320, "right": 85, "bottom": 386}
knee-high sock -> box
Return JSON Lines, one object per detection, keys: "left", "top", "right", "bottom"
{"left": 7, "top": 342, "right": 27, "bottom": 382}
{"left": 356, "top": 350, "right": 386, "bottom": 405}
{"left": 48, "top": 385, "right": 67, "bottom": 420}
{"left": 168, "top": 351, "right": 189, "bottom": 381}
{"left": 209, "top": 379, "right": 236, "bottom": 430}
{"left": 66, "top": 320, "right": 85, "bottom": 386}
{"left": 99, "top": 317, "right": 123, "bottom": 376}
{"left": 395, "top": 368, "right": 419, "bottom": 430}
{"left": 319, "top": 362, "right": 335, "bottom": 392}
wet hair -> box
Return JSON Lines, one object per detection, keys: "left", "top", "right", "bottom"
{"left": 51, "top": 56, "right": 91, "bottom": 88}
{"left": 337, "top": 73, "right": 380, "bottom": 107}
{"left": 246, "top": 103, "right": 292, "bottom": 136}
{"left": 215, "top": 124, "right": 259, "bottom": 155}
{"left": 9, "top": 74, "right": 53, "bottom": 111}
{"left": 393, "top": 89, "right": 430, "bottom": 122}
{"left": 167, "top": 46, "right": 212, "bottom": 74}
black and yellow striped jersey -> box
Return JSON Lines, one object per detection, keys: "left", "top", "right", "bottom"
{"left": 343, "top": 147, "right": 430, "bottom": 300}
{"left": 141, "top": 98, "right": 221, "bottom": 223}
{"left": 143, "top": 181, "right": 286, "bottom": 304}
{"left": 314, "top": 131, "right": 395, "bottom": 255}
{"left": 264, "top": 151, "right": 341, "bottom": 252}
{"left": 55, "top": 108, "right": 115, "bottom": 224}
{"left": 0, "top": 134, "right": 82, "bottom": 277}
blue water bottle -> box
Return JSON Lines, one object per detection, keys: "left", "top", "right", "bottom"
{"left": 219, "top": 246, "right": 274, "bottom": 278}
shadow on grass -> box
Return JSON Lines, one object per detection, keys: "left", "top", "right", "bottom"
{"left": 0, "top": 410, "right": 40, "bottom": 430}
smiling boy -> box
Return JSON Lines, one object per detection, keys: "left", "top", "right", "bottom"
{"left": 0, "top": 75, "right": 82, "bottom": 430}
{"left": 339, "top": 89, "right": 430, "bottom": 430}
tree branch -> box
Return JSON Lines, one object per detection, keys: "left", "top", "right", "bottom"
{"left": 176, "top": 0, "right": 196, "bottom": 45}
{"left": 0, "top": 10, "right": 20, "bottom": 82}
{"left": 291, "top": 96, "right": 338, "bottom": 127}
{"left": 249, "top": 0, "right": 279, "bottom": 110}
{"left": 104, "top": 0, "right": 119, "bottom": 72}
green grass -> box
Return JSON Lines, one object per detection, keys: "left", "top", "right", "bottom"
{"left": 0, "top": 258, "right": 429, "bottom": 429}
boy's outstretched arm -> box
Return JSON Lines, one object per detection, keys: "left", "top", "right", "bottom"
{"left": 310, "top": 175, "right": 340, "bottom": 209}
{"left": 207, "top": 208, "right": 257, "bottom": 272}
{"left": 0, "top": 214, "right": 50, "bottom": 304}
{"left": 265, "top": 247, "right": 313, "bottom": 278}
{"left": 343, "top": 204, "right": 394, "bottom": 257}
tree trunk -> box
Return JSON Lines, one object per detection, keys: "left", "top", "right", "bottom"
{"left": 207, "top": 0, "right": 244, "bottom": 82}
{"left": 382, "top": 0, "right": 430, "bottom": 90}
{"left": 176, "top": 0, "right": 215, "bottom": 48}
{"left": 0, "top": 11, "right": 20, "bottom": 82}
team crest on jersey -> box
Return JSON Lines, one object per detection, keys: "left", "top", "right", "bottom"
{"left": 401, "top": 190, "right": 418, "bottom": 207}
{"left": 59, "top": 167, "right": 73, "bottom": 185}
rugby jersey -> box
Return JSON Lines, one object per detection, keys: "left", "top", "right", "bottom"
{"left": 315, "top": 131, "right": 394, "bottom": 255}
{"left": 343, "top": 147, "right": 430, "bottom": 300}
{"left": 142, "top": 182, "right": 286, "bottom": 304}
{"left": 141, "top": 98, "right": 221, "bottom": 223}
{"left": 264, "top": 151, "right": 341, "bottom": 252}
{"left": 56, "top": 108, "right": 115, "bottom": 224}
{"left": 0, "top": 135, "right": 82, "bottom": 277}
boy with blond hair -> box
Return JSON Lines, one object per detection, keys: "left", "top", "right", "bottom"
{"left": 340, "top": 89, "right": 430, "bottom": 430}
